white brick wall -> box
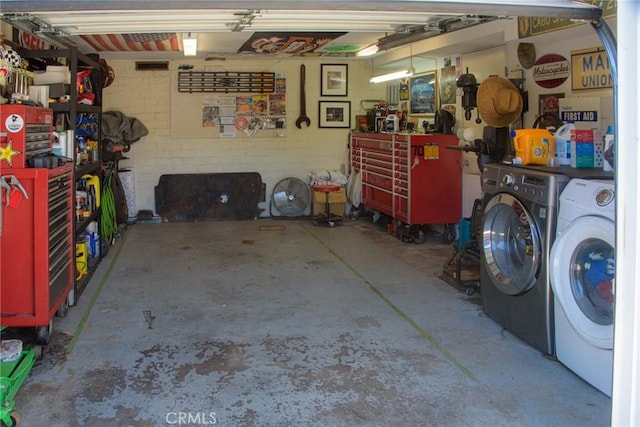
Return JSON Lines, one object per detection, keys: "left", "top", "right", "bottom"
{"left": 102, "top": 59, "right": 385, "bottom": 217}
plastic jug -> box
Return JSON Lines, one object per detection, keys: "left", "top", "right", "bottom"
{"left": 384, "top": 114, "right": 399, "bottom": 132}
{"left": 81, "top": 174, "right": 101, "bottom": 207}
{"left": 512, "top": 129, "right": 555, "bottom": 166}
{"left": 554, "top": 121, "right": 575, "bottom": 166}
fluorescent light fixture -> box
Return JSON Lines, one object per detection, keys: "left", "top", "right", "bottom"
{"left": 182, "top": 32, "right": 198, "bottom": 56}
{"left": 369, "top": 67, "right": 414, "bottom": 84}
{"left": 357, "top": 44, "right": 379, "bottom": 57}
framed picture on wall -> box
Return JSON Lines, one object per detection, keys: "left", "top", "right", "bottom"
{"left": 321, "top": 64, "right": 348, "bottom": 96}
{"left": 409, "top": 71, "right": 437, "bottom": 116}
{"left": 538, "top": 92, "right": 564, "bottom": 125}
{"left": 318, "top": 101, "right": 351, "bottom": 128}
{"left": 438, "top": 65, "right": 457, "bottom": 106}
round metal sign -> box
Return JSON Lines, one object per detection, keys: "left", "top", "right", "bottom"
{"left": 532, "top": 53, "right": 570, "bottom": 89}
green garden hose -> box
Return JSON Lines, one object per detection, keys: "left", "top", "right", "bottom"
{"left": 101, "top": 172, "right": 118, "bottom": 244}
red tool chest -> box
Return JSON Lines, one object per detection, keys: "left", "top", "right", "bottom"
{"left": 350, "top": 132, "right": 462, "bottom": 225}
{"left": 1, "top": 105, "right": 74, "bottom": 343}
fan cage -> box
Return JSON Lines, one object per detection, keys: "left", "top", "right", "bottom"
{"left": 271, "top": 177, "right": 311, "bottom": 217}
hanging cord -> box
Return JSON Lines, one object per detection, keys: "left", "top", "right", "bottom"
{"left": 101, "top": 172, "right": 118, "bottom": 244}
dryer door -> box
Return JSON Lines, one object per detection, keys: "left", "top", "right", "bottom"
{"left": 482, "top": 193, "right": 541, "bottom": 295}
{"left": 550, "top": 215, "right": 615, "bottom": 349}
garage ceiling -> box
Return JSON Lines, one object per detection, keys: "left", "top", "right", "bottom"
{"left": 1, "top": 1, "right": 602, "bottom": 60}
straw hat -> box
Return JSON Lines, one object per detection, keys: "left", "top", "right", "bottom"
{"left": 477, "top": 76, "right": 523, "bottom": 128}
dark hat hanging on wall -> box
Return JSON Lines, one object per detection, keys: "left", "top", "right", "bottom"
{"left": 477, "top": 76, "right": 523, "bottom": 128}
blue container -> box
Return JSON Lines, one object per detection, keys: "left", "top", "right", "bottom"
{"left": 456, "top": 218, "right": 472, "bottom": 252}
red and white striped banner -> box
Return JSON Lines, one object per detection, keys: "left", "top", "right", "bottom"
{"left": 80, "top": 33, "right": 180, "bottom": 52}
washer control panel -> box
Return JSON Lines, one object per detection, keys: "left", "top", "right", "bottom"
{"left": 482, "top": 163, "right": 569, "bottom": 206}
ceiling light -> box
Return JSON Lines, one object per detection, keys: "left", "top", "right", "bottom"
{"left": 182, "top": 32, "right": 198, "bottom": 56}
{"left": 357, "top": 45, "right": 379, "bottom": 57}
{"left": 370, "top": 67, "right": 415, "bottom": 84}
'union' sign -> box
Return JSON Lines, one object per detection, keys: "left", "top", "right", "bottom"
{"left": 571, "top": 47, "right": 613, "bottom": 91}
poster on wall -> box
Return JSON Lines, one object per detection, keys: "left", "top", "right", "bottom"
{"left": 269, "top": 94, "right": 286, "bottom": 116}
{"left": 236, "top": 96, "right": 253, "bottom": 116}
{"left": 202, "top": 98, "right": 220, "bottom": 127}
{"left": 409, "top": 71, "right": 437, "bottom": 116}
{"left": 438, "top": 65, "right": 457, "bottom": 106}
{"left": 253, "top": 94, "right": 268, "bottom": 115}
{"left": 238, "top": 32, "right": 347, "bottom": 55}
{"left": 538, "top": 93, "right": 564, "bottom": 125}
{"left": 219, "top": 97, "right": 237, "bottom": 138}
{"left": 202, "top": 105, "right": 220, "bottom": 127}
{"left": 220, "top": 116, "right": 237, "bottom": 138}
{"left": 399, "top": 82, "right": 409, "bottom": 101}
{"left": 275, "top": 75, "right": 287, "bottom": 93}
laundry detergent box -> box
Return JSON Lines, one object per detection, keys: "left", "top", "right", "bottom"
{"left": 570, "top": 129, "right": 603, "bottom": 168}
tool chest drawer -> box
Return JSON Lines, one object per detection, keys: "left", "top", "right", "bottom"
{"left": 0, "top": 105, "right": 54, "bottom": 170}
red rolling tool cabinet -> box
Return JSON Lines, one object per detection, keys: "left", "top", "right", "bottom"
{"left": 1, "top": 105, "right": 74, "bottom": 344}
{"left": 350, "top": 132, "right": 462, "bottom": 241}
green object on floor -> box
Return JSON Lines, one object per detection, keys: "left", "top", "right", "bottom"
{"left": 1, "top": 341, "right": 37, "bottom": 427}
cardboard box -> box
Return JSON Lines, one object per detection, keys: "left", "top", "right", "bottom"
{"left": 313, "top": 187, "right": 346, "bottom": 204}
{"left": 570, "top": 129, "right": 603, "bottom": 168}
{"left": 312, "top": 187, "right": 346, "bottom": 216}
{"left": 313, "top": 202, "right": 346, "bottom": 216}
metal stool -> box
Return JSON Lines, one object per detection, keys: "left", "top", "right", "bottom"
{"left": 312, "top": 184, "right": 343, "bottom": 227}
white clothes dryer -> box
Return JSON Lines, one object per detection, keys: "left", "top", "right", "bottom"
{"left": 550, "top": 178, "right": 615, "bottom": 397}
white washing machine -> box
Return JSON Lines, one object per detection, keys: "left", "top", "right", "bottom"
{"left": 550, "top": 178, "right": 615, "bottom": 397}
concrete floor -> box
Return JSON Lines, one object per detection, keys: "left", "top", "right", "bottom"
{"left": 11, "top": 218, "right": 611, "bottom": 426}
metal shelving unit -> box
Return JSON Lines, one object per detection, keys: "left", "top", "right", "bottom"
{"left": 20, "top": 46, "right": 104, "bottom": 304}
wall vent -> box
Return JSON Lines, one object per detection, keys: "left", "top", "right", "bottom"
{"left": 135, "top": 61, "right": 170, "bottom": 71}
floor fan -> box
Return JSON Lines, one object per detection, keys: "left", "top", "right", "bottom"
{"left": 270, "top": 177, "right": 311, "bottom": 217}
